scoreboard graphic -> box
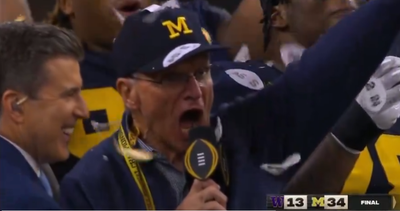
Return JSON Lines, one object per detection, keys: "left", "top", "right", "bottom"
{"left": 267, "top": 195, "right": 397, "bottom": 210}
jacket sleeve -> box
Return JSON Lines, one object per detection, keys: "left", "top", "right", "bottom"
{"left": 60, "top": 176, "right": 93, "bottom": 209}
{"left": 218, "top": 0, "right": 400, "bottom": 163}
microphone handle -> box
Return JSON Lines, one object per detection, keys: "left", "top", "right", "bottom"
{"left": 183, "top": 145, "right": 229, "bottom": 194}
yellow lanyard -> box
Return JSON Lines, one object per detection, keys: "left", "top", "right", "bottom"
{"left": 117, "top": 125, "right": 155, "bottom": 210}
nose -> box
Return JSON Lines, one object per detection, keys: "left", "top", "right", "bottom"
{"left": 74, "top": 96, "right": 90, "bottom": 119}
{"left": 183, "top": 76, "right": 202, "bottom": 101}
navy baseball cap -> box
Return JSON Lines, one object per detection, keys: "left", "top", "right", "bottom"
{"left": 112, "top": 6, "right": 225, "bottom": 77}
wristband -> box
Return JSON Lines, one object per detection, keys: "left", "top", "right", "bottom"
{"left": 331, "top": 101, "right": 383, "bottom": 151}
{"left": 330, "top": 133, "right": 362, "bottom": 155}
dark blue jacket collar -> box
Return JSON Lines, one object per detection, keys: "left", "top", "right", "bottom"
{"left": 0, "top": 136, "right": 39, "bottom": 181}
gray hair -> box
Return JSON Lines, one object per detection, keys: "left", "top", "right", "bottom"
{"left": 0, "top": 22, "right": 83, "bottom": 113}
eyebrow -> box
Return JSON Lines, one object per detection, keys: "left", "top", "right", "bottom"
{"left": 59, "top": 87, "right": 81, "bottom": 97}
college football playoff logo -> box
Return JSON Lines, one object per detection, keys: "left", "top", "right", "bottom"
{"left": 184, "top": 138, "right": 219, "bottom": 180}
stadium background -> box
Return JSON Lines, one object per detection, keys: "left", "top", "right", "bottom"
{"left": 28, "top": 0, "right": 240, "bottom": 21}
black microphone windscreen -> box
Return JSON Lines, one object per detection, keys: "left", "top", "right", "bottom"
{"left": 189, "top": 126, "right": 217, "bottom": 144}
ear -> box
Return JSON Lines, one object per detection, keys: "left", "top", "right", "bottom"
{"left": 58, "top": 0, "right": 74, "bottom": 15}
{"left": 1, "top": 90, "right": 26, "bottom": 123}
{"left": 116, "top": 78, "right": 140, "bottom": 110}
{"left": 271, "top": 5, "right": 288, "bottom": 29}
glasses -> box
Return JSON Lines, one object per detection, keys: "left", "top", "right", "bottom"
{"left": 132, "top": 69, "right": 211, "bottom": 90}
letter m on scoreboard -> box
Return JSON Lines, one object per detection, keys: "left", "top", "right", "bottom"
{"left": 268, "top": 195, "right": 284, "bottom": 209}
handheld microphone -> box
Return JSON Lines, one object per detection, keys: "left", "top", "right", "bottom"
{"left": 184, "top": 126, "right": 219, "bottom": 180}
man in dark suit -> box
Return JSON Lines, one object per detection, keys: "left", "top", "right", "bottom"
{"left": 0, "top": 22, "right": 88, "bottom": 209}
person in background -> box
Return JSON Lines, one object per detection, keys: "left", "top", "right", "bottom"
{"left": 222, "top": 0, "right": 362, "bottom": 60}
{"left": 60, "top": 1, "right": 400, "bottom": 209}
{"left": 214, "top": 0, "right": 400, "bottom": 197}
{"left": 212, "top": 0, "right": 357, "bottom": 110}
{"left": 283, "top": 56, "right": 400, "bottom": 193}
{"left": 344, "top": 0, "right": 400, "bottom": 196}
{"left": 0, "top": 22, "right": 88, "bottom": 209}
{"left": 47, "top": 0, "right": 234, "bottom": 182}
{"left": 261, "top": 0, "right": 357, "bottom": 71}
{"left": 258, "top": 0, "right": 400, "bottom": 196}
{"left": 0, "top": 0, "right": 32, "bottom": 22}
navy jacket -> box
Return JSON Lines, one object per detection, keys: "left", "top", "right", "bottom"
{"left": 60, "top": 0, "right": 400, "bottom": 209}
{"left": 0, "top": 137, "right": 60, "bottom": 209}
{"left": 211, "top": 60, "right": 282, "bottom": 113}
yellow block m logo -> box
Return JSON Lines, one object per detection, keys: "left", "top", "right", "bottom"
{"left": 162, "top": 17, "right": 193, "bottom": 39}
{"left": 311, "top": 196, "right": 324, "bottom": 207}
